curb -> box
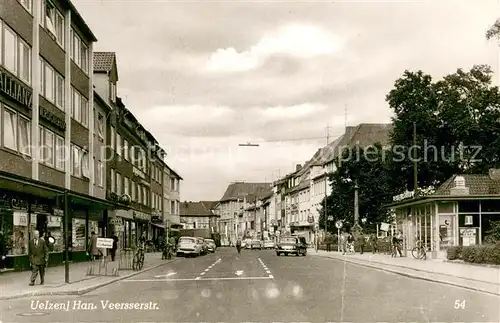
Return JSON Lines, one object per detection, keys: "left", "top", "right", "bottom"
{"left": 312, "top": 254, "right": 500, "bottom": 297}
{"left": 0, "top": 258, "right": 178, "bottom": 301}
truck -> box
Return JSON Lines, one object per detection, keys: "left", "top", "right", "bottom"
{"left": 179, "top": 229, "right": 221, "bottom": 247}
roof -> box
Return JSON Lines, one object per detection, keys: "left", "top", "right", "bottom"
{"left": 220, "top": 182, "right": 273, "bottom": 202}
{"left": 319, "top": 123, "right": 393, "bottom": 166}
{"left": 434, "top": 174, "right": 500, "bottom": 195}
{"left": 201, "top": 201, "right": 219, "bottom": 210}
{"left": 180, "top": 201, "right": 216, "bottom": 217}
{"left": 93, "top": 52, "right": 116, "bottom": 73}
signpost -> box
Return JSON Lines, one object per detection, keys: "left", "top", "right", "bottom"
{"left": 335, "top": 220, "right": 343, "bottom": 252}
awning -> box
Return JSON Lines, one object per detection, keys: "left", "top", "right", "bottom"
{"left": 151, "top": 222, "right": 165, "bottom": 229}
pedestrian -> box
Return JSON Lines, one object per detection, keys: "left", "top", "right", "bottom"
{"left": 325, "top": 234, "right": 332, "bottom": 252}
{"left": 236, "top": 238, "right": 242, "bottom": 254}
{"left": 28, "top": 230, "right": 49, "bottom": 286}
{"left": 0, "top": 230, "right": 7, "bottom": 273}
{"left": 358, "top": 233, "right": 365, "bottom": 255}
{"left": 392, "top": 231, "right": 403, "bottom": 257}
{"left": 110, "top": 232, "right": 119, "bottom": 261}
{"left": 88, "top": 232, "right": 101, "bottom": 261}
{"left": 370, "top": 233, "right": 379, "bottom": 254}
{"left": 340, "top": 231, "right": 347, "bottom": 255}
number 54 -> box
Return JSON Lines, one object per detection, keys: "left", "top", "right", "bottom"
{"left": 454, "top": 300, "right": 466, "bottom": 309}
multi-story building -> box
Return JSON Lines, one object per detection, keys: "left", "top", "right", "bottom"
{"left": 179, "top": 201, "right": 218, "bottom": 230}
{"left": 93, "top": 51, "right": 169, "bottom": 248}
{"left": 216, "top": 182, "right": 271, "bottom": 245}
{"left": 163, "top": 165, "right": 182, "bottom": 230}
{"left": 274, "top": 124, "right": 393, "bottom": 244}
{"left": 0, "top": 0, "right": 133, "bottom": 270}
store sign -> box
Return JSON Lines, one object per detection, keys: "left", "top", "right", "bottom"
{"left": 133, "top": 211, "right": 150, "bottom": 221}
{"left": 0, "top": 70, "right": 33, "bottom": 108}
{"left": 40, "top": 107, "right": 66, "bottom": 130}
{"left": 13, "top": 212, "right": 28, "bottom": 226}
{"left": 96, "top": 238, "right": 114, "bottom": 248}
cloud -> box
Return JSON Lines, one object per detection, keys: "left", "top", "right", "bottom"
{"left": 205, "top": 25, "right": 345, "bottom": 72}
{"left": 72, "top": 0, "right": 499, "bottom": 201}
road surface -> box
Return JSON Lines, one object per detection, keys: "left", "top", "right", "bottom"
{"left": 1, "top": 248, "right": 498, "bottom": 322}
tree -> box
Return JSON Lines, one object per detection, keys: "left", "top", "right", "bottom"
{"left": 318, "top": 143, "right": 397, "bottom": 233}
{"left": 486, "top": 19, "right": 500, "bottom": 41}
{"left": 386, "top": 65, "right": 500, "bottom": 191}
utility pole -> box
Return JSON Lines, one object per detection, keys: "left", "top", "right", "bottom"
{"left": 324, "top": 124, "right": 331, "bottom": 237}
{"left": 344, "top": 105, "right": 348, "bottom": 129}
{"left": 413, "top": 122, "right": 418, "bottom": 193}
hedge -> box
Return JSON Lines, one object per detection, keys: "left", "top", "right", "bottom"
{"left": 447, "top": 244, "right": 500, "bottom": 265}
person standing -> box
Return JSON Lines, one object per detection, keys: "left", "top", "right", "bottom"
{"left": 358, "top": 232, "right": 365, "bottom": 255}
{"left": 88, "top": 231, "right": 100, "bottom": 261}
{"left": 29, "top": 230, "right": 49, "bottom": 286}
{"left": 370, "top": 233, "right": 379, "bottom": 254}
{"left": 110, "top": 232, "right": 119, "bottom": 261}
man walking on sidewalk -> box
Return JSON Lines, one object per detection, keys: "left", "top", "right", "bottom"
{"left": 29, "top": 230, "right": 49, "bottom": 286}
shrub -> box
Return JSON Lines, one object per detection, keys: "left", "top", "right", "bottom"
{"left": 446, "top": 246, "right": 462, "bottom": 260}
{"left": 461, "top": 244, "right": 500, "bottom": 265}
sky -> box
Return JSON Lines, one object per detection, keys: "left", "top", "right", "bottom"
{"left": 73, "top": 0, "right": 499, "bottom": 202}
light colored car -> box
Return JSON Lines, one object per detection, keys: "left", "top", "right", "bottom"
{"left": 244, "top": 238, "right": 252, "bottom": 249}
{"left": 196, "top": 237, "right": 208, "bottom": 255}
{"left": 205, "top": 239, "right": 217, "bottom": 252}
{"left": 263, "top": 240, "right": 275, "bottom": 249}
{"left": 250, "top": 239, "right": 262, "bottom": 250}
{"left": 176, "top": 237, "right": 202, "bottom": 257}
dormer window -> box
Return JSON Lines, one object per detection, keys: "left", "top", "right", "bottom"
{"left": 111, "top": 83, "right": 116, "bottom": 103}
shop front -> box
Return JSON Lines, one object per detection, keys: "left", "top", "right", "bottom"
{"left": 290, "top": 220, "right": 315, "bottom": 244}
{"left": 387, "top": 175, "right": 500, "bottom": 259}
{"left": 0, "top": 171, "right": 126, "bottom": 271}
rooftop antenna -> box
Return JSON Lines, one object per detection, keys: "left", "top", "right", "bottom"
{"left": 325, "top": 124, "right": 332, "bottom": 145}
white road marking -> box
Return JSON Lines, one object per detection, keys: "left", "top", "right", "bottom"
{"left": 258, "top": 258, "right": 273, "bottom": 278}
{"left": 197, "top": 258, "right": 222, "bottom": 278}
{"left": 200, "top": 272, "right": 205, "bottom": 275}
{"left": 266, "top": 270, "right": 271, "bottom": 274}
{"left": 126, "top": 276, "right": 274, "bottom": 282}
{"left": 235, "top": 270, "right": 244, "bottom": 276}
{"left": 154, "top": 272, "right": 176, "bottom": 278}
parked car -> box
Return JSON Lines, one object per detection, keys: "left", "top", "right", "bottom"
{"left": 196, "top": 237, "right": 208, "bottom": 255}
{"left": 263, "top": 240, "right": 275, "bottom": 249}
{"left": 244, "top": 238, "right": 253, "bottom": 249}
{"left": 251, "top": 239, "right": 262, "bottom": 250}
{"left": 276, "top": 236, "right": 307, "bottom": 256}
{"left": 177, "top": 236, "right": 203, "bottom": 257}
{"left": 205, "top": 238, "right": 217, "bottom": 253}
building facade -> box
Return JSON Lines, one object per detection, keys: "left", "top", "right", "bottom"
{"left": 163, "top": 165, "right": 182, "bottom": 230}
{"left": 179, "top": 201, "right": 217, "bottom": 230}
{"left": 0, "top": 0, "right": 132, "bottom": 270}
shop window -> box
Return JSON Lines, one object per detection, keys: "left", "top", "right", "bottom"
{"left": 480, "top": 200, "right": 500, "bottom": 213}
{"left": 12, "top": 212, "right": 28, "bottom": 255}
{"left": 458, "top": 201, "right": 479, "bottom": 213}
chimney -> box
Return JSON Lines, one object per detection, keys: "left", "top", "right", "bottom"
{"left": 450, "top": 175, "right": 469, "bottom": 195}
{"left": 296, "top": 164, "right": 302, "bottom": 171}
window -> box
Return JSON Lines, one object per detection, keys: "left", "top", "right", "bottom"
{"left": 131, "top": 181, "right": 136, "bottom": 201}
{"left": 3, "top": 108, "right": 17, "bottom": 150}
{"left": 18, "top": 0, "right": 32, "bottom": 13}
{"left": 70, "top": 29, "right": 88, "bottom": 73}
{"left": 44, "top": 0, "right": 57, "bottom": 37}
{"left": 55, "top": 136, "right": 64, "bottom": 170}
{"left": 43, "top": 129, "right": 54, "bottom": 166}
{"left": 18, "top": 40, "right": 30, "bottom": 84}
{"left": 71, "top": 88, "right": 88, "bottom": 126}
{"left": 124, "top": 177, "right": 129, "bottom": 196}
{"left": 116, "top": 133, "right": 121, "bottom": 156}
{"left": 110, "top": 169, "right": 115, "bottom": 192}
{"left": 18, "top": 117, "right": 30, "bottom": 156}
{"left": 116, "top": 173, "right": 122, "bottom": 195}
{"left": 170, "top": 178, "right": 175, "bottom": 191}
{"left": 123, "top": 140, "right": 128, "bottom": 160}
{"left": 40, "top": 59, "right": 64, "bottom": 110}
{"left": 96, "top": 160, "right": 103, "bottom": 187}
{"left": 54, "top": 11, "right": 64, "bottom": 48}
{"left": 97, "top": 113, "right": 104, "bottom": 138}
{"left": 71, "top": 145, "right": 87, "bottom": 178}
{"left": 3, "top": 25, "right": 17, "bottom": 74}
{"left": 110, "top": 127, "right": 115, "bottom": 149}
{"left": 171, "top": 201, "right": 175, "bottom": 214}
{"left": 111, "top": 83, "right": 116, "bottom": 103}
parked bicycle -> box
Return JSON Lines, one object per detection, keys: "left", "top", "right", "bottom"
{"left": 411, "top": 240, "right": 427, "bottom": 260}
{"left": 162, "top": 243, "right": 175, "bottom": 260}
{"left": 132, "top": 245, "right": 145, "bottom": 270}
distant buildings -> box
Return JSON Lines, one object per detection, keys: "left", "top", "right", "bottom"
{"left": 179, "top": 201, "right": 218, "bottom": 232}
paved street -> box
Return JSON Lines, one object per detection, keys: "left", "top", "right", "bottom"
{"left": 0, "top": 248, "right": 498, "bottom": 322}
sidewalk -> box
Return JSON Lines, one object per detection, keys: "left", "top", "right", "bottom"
{"left": 0, "top": 252, "right": 176, "bottom": 300}
{"left": 309, "top": 249, "right": 500, "bottom": 296}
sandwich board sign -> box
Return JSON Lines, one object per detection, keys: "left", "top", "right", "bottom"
{"left": 96, "top": 238, "right": 114, "bottom": 249}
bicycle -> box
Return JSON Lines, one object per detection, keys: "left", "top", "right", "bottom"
{"left": 411, "top": 240, "right": 427, "bottom": 260}
{"left": 132, "top": 245, "right": 145, "bottom": 270}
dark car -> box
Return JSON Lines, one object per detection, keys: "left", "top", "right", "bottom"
{"left": 276, "top": 236, "right": 307, "bottom": 256}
